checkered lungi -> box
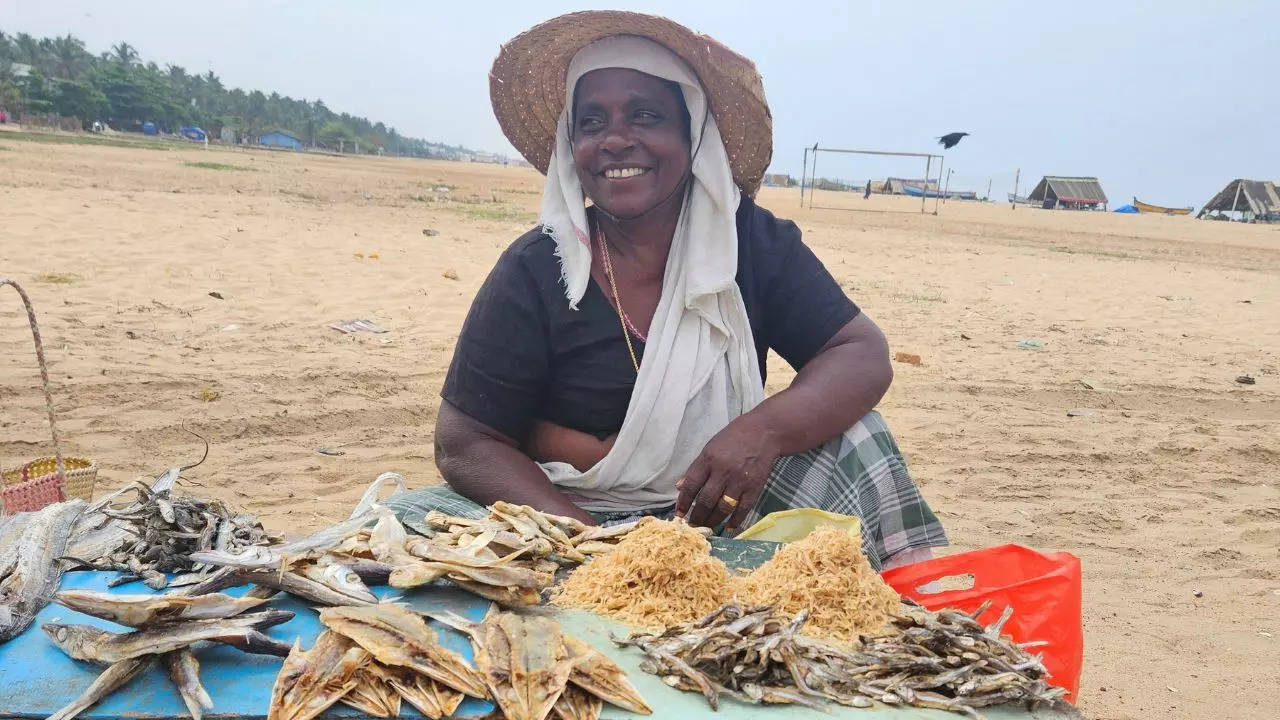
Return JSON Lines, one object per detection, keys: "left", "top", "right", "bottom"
{"left": 384, "top": 411, "right": 947, "bottom": 570}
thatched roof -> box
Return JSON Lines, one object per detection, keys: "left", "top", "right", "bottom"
{"left": 883, "top": 177, "right": 939, "bottom": 194}
{"left": 1197, "top": 179, "right": 1280, "bottom": 217}
{"left": 1027, "top": 176, "right": 1108, "bottom": 205}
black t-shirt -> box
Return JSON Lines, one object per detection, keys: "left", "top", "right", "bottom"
{"left": 441, "top": 195, "right": 859, "bottom": 441}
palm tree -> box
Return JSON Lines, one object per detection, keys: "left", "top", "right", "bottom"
{"left": 110, "top": 42, "right": 139, "bottom": 66}
{"left": 14, "top": 33, "right": 42, "bottom": 66}
{"left": 51, "top": 34, "right": 88, "bottom": 79}
{"left": 166, "top": 64, "right": 188, "bottom": 87}
{"left": 0, "top": 31, "right": 14, "bottom": 63}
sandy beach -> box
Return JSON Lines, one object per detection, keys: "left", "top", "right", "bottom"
{"left": 1, "top": 130, "right": 1277, "bottom": 719}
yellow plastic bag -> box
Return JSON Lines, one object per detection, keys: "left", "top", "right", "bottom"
{"left": 735, "top": 508, "right": 861, "bottom": 543}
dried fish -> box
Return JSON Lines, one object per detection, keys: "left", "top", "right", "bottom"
{"left": 449, "top": 576, "right": 543, "bottom": 607}
{"left": 58, "top": 473, "right": 274, "bottom": 591}
{"left": 0, "top": 498, "right": 85, "bottom": 643}
{"left": 417, "top": 560, "right": 552, "bottom": 591}
{"left": 369, "top": 511, "right": 444, "bottom": 588}
{"left": 46, "top": 656, "right": 151, "bottom": 720}
{"left": 562, "top": 634, "right": 652, "bottom": 714}
{"left": 339, "top": 665, "right": 400, "bottom": 718}
{"left": 164, "top": 649, "right": 214, "bottom": 720}
{"left": 300, "top": 558, "right": 378, "bottom": 604}
{"left": 54, "top": 590, "right": 267, "bottom": 627}
{"left": 386, "top": 670, "right": 465, "bottom": 720}
{"left": 553, "top": 686, "right": 604, "bottom": 720}
{"left": 257, "top": 563, "right": 378, "bottom": 606}
{"left": 43, "top": 610, "right": 294, "bottom": 663}
{"left": 267, "top": 630, "right": 369, "bottom": 720}
{"left": 475, "top": 612, "right": 575, "bottom": 720}
{"left": 318, "top": 604, "right": 488, "bottom": 698}
{"left": 0, "top": 512, "right": 35, "bottom": 579}
{"left": 216, "top": 629, "right": 294, "bottom": 657}
{"left": 619, "top": 603, "right": 1070, "bottom": 717}
{"left": 191, "top": 511, "right": 377, "bottom": 571}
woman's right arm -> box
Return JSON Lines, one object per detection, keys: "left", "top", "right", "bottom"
{"left": 435, "top": 400, "right": 598, "bottom": 525}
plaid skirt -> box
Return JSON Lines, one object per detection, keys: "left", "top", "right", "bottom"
{"left": 384, "top": 411, "right": 947, "bottom": 570}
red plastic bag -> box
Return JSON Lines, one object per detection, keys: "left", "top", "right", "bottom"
{"left": 881, "top": 544, "right": 1083, "bottom": 702}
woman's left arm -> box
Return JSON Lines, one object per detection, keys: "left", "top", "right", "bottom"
{"left": 674, "top": 312, "right": 892, "bottom": 529}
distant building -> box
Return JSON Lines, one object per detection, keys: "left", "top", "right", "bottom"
{"left": 762, "top": 173, "right": 794, "bottom": 187}
{"left": 10, "top": 63, "right": 33, "bottom": 79}
{"left": 1026, "top": 176, "right": 1108, "bottom": 210}
{"left": 883, "top": 178, "right": 939, "bottom": 195}
{"left": 258, "top": 130, "right": 304, "bottom": 150}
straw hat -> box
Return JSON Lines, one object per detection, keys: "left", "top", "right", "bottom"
{"left": 490, "top": 10, "right": 772, "bottom": 196}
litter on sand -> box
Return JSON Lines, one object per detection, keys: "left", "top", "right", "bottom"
{"left": 329, "top": 320, "right": 388, "bottom": 335}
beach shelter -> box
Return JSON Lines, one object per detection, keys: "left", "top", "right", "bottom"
{"left": 883, "top": 177, "right": 939, "bottom": 195}
{"left": 1113, "top": 204, "right": 1139, "bottom": 213}
{"left": 1196, "top": 179, "right": 1280, "bottom": 222}
{"left": 1027, "top": 176, "right": 1108, "bottom": 210}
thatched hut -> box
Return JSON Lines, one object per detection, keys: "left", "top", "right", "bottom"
{"left": 1196, "top": 179, "right": 1280, "bottom": 222}
{"left": 883, "top": 178, "right": 939, "bottom": 195}
{"left": 1027, "top": 176, "right": 1108, "bottom": 210}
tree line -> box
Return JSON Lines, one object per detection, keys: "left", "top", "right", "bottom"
{"left": 0, "top": 30, "right": 471, "bottom": 157}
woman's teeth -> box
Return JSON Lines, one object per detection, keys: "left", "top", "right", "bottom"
{"left": 604, "top": 167, "right": 648, "bottom": 179}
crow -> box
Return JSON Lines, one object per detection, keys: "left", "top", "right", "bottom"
{"left": 937, "top": 132, "right": 969, "bottom": 149}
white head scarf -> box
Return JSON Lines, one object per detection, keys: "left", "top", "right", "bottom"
{"left": 535, "top": 36, "right": 765, "bottom": 512}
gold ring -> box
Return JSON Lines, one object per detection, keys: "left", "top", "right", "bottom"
{"left": 721, "top": 495, "right": 739, "bottom": 508}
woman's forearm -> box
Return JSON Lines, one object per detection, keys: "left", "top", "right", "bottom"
{"left": 435, "top": 402, "right": 597, "bottom": 524}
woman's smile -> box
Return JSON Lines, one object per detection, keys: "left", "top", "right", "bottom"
{"left": 602, "top": 166, "right": 651, "bottom": 180}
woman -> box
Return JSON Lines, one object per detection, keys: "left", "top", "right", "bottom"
{"left": 388, "top": 11, "right": 946, "bottom": 570}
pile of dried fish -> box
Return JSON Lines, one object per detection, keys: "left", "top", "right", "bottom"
{"left": 429, "top": 606, "right": 652, "bottom": 720}
{"left": 267, "top": 602, "right": 651, "bottom": 720}
{"left": 66, "top": 472, "right": 275, "bottom": 591}
{"left": 267, "top": 602, "right": 479, "bottom": 720}
{"left": 174, "top": 487, "right": 662, "bottom": 611}
{"left": 0, "top": 498, "right": 86, "bottom": 642}
{"left": 617, "top": 601, "right": 1069, "bottom": 719}
{"left": 43, "top": 590, "right": 296, "bottom": 720}
{"left": 191, "top": 501, "right": 619, "bottom": 610}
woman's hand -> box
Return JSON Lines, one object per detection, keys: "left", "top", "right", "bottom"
{"left": 675, "top": 314, "right": 894, "bottom": 532}
{"left": 525, "top": 420, "right": 615, "bottom": 472}
{"left": 674, "top": 413, "right": 781, "bottom": 531}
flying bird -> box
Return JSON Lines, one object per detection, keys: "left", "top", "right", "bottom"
{"left": 937, "top": 132, "right": 969, "bottom": 149}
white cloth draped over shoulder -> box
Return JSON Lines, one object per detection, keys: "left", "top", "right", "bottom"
{"left": 535, "top": 35, "right": 765, "bottom": 512}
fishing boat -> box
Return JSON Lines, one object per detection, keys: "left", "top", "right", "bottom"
{"left": 1133, "top": 197, "right": 1193, "bottom": 215}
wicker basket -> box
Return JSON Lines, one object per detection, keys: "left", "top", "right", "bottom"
{"left": 0, "top": 278, "right": 98, "bottom": 514}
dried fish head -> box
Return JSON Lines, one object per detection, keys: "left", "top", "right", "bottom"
{"left": 41, "top": 622, "right": 105, "bottom": 660}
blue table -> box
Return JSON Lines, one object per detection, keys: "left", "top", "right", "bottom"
{"left": 0, "top": 571, "right": 1079, "bottom": 720}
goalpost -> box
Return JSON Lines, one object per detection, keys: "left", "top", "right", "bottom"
{"left": 799, "top": 144, "right": 945, "bottom": 215}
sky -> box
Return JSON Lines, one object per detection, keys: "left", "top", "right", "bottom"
{"left": 3, "top": 0, "right": 1276, "bottom": 208}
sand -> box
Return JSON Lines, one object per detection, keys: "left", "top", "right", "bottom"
{"left": 1, "top": 129, "right": 1277, "bottom": 719}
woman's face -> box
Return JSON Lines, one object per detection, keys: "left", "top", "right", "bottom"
{"left": 571, "top": 68, "right": 692, "bottom": 220}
